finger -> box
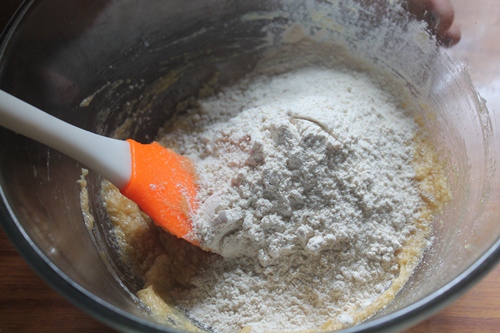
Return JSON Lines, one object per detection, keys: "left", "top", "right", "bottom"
{"left": 405, "top": 0, "right": 454, "bottom": 33}
{"left": 437, "top": 23, "right": 461, "bottom": 47}
{"left": 431, "top": 0, "right": 455, "bottom": 35}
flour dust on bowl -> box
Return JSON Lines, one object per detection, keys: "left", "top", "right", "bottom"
{"left": 0, "top": 1, "right": 499, "bottom": 333}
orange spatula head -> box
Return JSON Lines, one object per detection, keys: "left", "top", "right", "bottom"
{"left": 120, "top": 139, "right": 198, "bottom": 244}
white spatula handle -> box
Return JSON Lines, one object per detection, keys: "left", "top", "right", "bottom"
{"left": 0, "top": 90, "right": 131, "bottom": 189}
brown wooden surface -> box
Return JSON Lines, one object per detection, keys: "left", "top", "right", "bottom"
{"left": 1, "top": 0, "right": 500, "bottom": 332}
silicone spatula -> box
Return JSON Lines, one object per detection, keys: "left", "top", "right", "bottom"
{"left": 0, "top": 90, "right": 198, "bottom": 244}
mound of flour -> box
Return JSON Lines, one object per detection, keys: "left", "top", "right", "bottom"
{"left": 159, "top": 66, "right": 424, "bottom": 332}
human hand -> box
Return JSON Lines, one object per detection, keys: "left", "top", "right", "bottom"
{"left": 404, "top": 0, "right": 461, "bottom": 47}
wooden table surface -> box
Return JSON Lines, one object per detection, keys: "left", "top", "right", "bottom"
{"left": 1, "top": 0, "right": 499, "bottom": 332}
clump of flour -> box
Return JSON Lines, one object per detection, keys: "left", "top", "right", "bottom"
{"left": 157, "top": 66, "right": 426, "bottom": 332}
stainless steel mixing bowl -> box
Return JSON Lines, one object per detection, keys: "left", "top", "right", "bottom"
{"left": 1, "top": 1, "right": 499, "bottom": 332}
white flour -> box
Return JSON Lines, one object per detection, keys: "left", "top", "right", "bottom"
{"left": 158, "top": 66, "right": 425, "bottom": 332}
